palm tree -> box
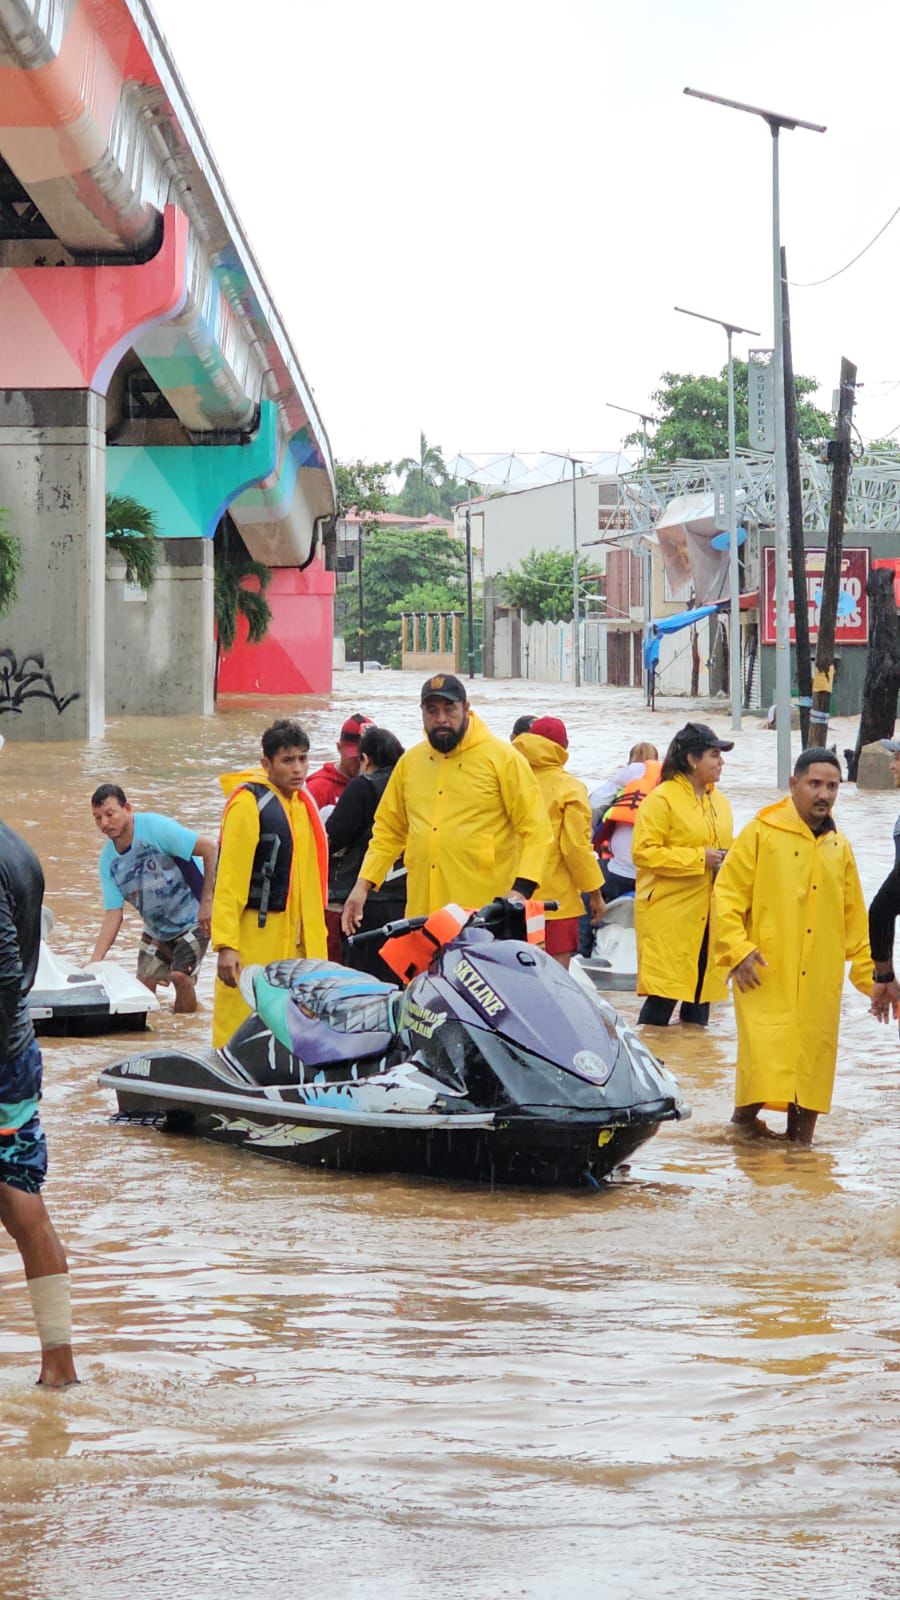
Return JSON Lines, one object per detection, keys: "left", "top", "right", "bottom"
{"left": 106, "top": 494, "right": 159, "bottom": 589}
{"left": 213, "top": 519, "right": 272, "bottom": 699}
{"left": 394, "top": 430, "right": 448, "bottom": 516}
{"left": 0, "top": 508, "right": 21, "bottom": 617}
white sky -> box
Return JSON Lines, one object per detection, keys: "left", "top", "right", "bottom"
{"left": 152, "top": 0, "right": 900, "bottom": 467}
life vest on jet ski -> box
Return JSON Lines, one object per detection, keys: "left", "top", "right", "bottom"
{"left": 380, "top": 898, "right": 548, "bottom": 984}
{"left": 593, "top": 761, "right": 662, "bottom": 859}
{"left": 220, "top": 780, "right": 328, "bottom": 929}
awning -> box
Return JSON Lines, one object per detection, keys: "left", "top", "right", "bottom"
{"left": 643, "top": 603, "right": 726, "bottom": 671}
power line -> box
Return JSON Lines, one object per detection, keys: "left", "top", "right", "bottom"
{"left": 791, "top": 200, "right": 900, "bottom": 287}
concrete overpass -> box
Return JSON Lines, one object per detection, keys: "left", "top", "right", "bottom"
{"left": 0, "top": 0, "right": 336, "bottom": 737}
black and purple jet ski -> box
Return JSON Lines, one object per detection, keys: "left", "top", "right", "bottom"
{"left": 98, "top": 899, "right": 689, "bottom": 1189}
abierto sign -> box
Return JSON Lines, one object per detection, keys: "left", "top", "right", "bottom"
{"left": 761, "top": 547, "right": 870, "bottom": 646}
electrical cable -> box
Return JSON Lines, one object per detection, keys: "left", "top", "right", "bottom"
{"left": 791, "top": 201, "right": 900, "bottom": 287}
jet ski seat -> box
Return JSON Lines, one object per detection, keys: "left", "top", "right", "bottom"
{"left": 264, "top": 959, "right": 400, "bottom": 1037}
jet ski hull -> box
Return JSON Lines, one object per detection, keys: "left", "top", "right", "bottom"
{"left": 99, "top": 1057, "right": 678, "bottom": 1189}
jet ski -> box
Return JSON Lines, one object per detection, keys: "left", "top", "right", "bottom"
{"left": 575, "top": 896, "right": 637, "bottom": 992}
{"left": 98, "top": 899, "right": 689, "bottom": 1189}
{"left": 31, "top": 907, "right": 159, "bottom": 1035}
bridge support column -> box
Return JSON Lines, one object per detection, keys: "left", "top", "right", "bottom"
{"left": 106, "top": 538, "right": 214, "bottom": 718}
{"left": 105, "top": 401, "right": 277, "bottom": 716}
{"left": 0, "top": 390, "right": 105, "bottom": 739}
{"left": 216, "top": 557, "right": 335, "bottom": 695}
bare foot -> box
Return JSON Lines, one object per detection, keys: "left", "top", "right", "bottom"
{"left": 730, "top": 1112, "right": 781, "bottom": 1140}
{"left": 37, "top": 1346, "right": 79, "bottom": 1387}
{"left": 171, "top": 973, "right": 198, "bottom": 1015}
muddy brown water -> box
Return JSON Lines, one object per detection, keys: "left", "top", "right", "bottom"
{"left": 1, "top": 676, "right": 899, "bottom": 1600}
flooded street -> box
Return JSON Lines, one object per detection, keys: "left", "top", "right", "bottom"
{"left": 2, "top": 673, "right": 899, "bottom": 1600}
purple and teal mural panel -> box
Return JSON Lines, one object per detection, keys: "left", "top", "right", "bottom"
{"left": 106, "top": 399, "right": 278, "bottom": 540}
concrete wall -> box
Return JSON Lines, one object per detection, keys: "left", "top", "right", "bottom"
{"left": 0, "top": 389, "right": 105, "bottom": 740}
{"left": 106, "top": 538, "right": 214, "bottom": 717}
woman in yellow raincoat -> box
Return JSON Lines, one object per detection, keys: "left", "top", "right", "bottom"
{"left": 513, "top": 715, "right": 605, "bottom": 967}
{"left": 711, "top": 746, "right": 873, "bottom": 1143}
{"left": 211, "top": 720, "right": 328, "bottom": 1048}
{"left": 632, "top": 722, "right": 734, "bottom": 1026}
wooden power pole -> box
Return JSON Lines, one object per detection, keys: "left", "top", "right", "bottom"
{"left": 781, "top": 248, "right": 812, "bottom": 748}
{"left": 810, "top": 357, "right": 856, "bottom": 750}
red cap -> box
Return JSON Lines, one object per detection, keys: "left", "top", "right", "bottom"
{"left": 530, "top": 715, "right": 568, "bottom": 749}
{"left": 339, "top": 713, "right": 373, "bottom": 746}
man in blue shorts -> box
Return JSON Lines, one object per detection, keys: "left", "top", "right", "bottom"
{"left": 89, "top": 784, "right": 217, "bottom": 1014}
{"left": 0, "top": 815, "right": 78, "bottom": 1386}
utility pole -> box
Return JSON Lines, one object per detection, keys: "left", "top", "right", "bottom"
{"left": 357, "top": 522, "right": 364, "bottom": 673}
{"left": 464, "top": 483, "right": 476, "bottom": 680}
{"left": 781, "top": 247, "right": 812, "bottom": 748}
{"left": 674, "top": 306, "right": 759, "bottom": 731}
{"left": 810, "top": 357, "right": 857, "bottom": 748}
{"left": 684, "top": 89, "right": 826, "bottom": 785}
{"left": 571, "top": 457, "right": 580, "bottom": 687}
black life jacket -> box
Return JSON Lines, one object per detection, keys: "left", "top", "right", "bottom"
{"left": 224, "top": 782, "right": 294, "bottom": 928}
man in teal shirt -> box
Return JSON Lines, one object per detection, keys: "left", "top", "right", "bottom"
{"left": 89, "top": 784, "right": 217, "bottom": 1014}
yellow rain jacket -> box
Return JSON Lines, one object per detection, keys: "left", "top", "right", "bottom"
{"left": 632, "top": 773, "right": 733, "bottom": 1003}
{"left": 211, "top": 768, "right": 328, "bottom": 1048}
{"left": 360, "top": 710, "right": 550, "bottom": 916}
{"left": 711, "top": 797, "right": 873, "bottom": 1113}
{"left": 513, "top": 731, "right": 602, "bottom": 918}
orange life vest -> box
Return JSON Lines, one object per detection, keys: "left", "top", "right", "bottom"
{"left": 595, "top": 760, "right": 662, "bottom": 858}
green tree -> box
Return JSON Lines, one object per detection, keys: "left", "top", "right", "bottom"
{"left": 393, "top": 430, "right": 447, "bottom": 516}
{"left": 335, "top": 458, "right": 391, "bottom": 528}
{"left": 629, "top": 363, "right": 832, "bottom": 465}
{"left": 213, "top": 518, "right": 272, "bottom": 697}
{"left": 0, "top": 508, "right": 21, "bottom": 617}
{"left": 106, "top": 493, "right": 159, "bottom": 589}
{"left": 501, "top": 548, "right": 603, "bottom": 624}
{"left": 343, "top": 525, "right": 467, "bottom": 664}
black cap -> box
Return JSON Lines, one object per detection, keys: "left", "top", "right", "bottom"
{"left": 673, "top": 721, "right": 734, "bottom": 753}
{"left": 420, "top": 673, "right": 466, "bottom": 705}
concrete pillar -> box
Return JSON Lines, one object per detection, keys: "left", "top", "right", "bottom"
{"left": 106, "top": 539, "right": 214, "bottom": 717}
{"left": 0, "top": 390, "right": 105, "bottom": 740}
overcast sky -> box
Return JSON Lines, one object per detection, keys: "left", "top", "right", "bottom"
{"left": 152, "top": 0, "right": 900, "bottom": 468}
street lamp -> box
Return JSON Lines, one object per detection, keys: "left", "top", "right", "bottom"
{"left": 684, "top": 88, "right": 826, "bottom": 786}
{"left": 674, "top": 305, "right": 760, "bottom": 731}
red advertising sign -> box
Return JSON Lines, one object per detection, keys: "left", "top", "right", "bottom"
{"left": 761, "top": 546, "right": 870, "bottom": 646}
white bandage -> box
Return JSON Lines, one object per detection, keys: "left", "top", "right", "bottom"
{"left": 27, "top": 1273, "right": 72, "bottom": 1350}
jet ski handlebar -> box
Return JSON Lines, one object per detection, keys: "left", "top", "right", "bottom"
{"left": 347, "top": 897, "right": 558, "bottom": 948}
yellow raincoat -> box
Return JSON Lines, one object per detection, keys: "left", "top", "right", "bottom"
{"left": 211, "top": 768, "right": 328, "bottom": 1047}
{"left": 632, "top": 773, "right": 733, "bottom": 1002}
{"left": 360, "top": 710, "right": 550, "bottom": 916}
{"left": 513, "top": 731, "right": 602, "bottom": 918}
{"left": 711, "top": 796, "right": 873, "bottom": 1113}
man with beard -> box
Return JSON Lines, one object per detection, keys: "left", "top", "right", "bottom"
{"left": 342, "top": 675, "right": 550, "bottom": 931}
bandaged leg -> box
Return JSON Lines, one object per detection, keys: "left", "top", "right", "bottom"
{"left": 27, "top": 1272, "right": 72, "bottom": 1350}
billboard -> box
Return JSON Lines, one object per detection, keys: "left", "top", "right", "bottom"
{"left": 761, "top": 546, "right": 870, "bottom": 646}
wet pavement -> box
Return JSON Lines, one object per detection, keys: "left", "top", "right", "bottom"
{"left": 1, "top": 673, "right": 898, "bottom": 1600}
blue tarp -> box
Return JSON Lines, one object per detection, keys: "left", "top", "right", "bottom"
{"left": 643, "top": 604, "right": 723, "bottom": 672}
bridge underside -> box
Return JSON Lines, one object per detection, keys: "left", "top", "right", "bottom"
{"left": 0, "top": 0, "right": 336, "bottom": 736}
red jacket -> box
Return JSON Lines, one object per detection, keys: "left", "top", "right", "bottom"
{"left": 306, "top": 761, "right": 350, "bottom": 819}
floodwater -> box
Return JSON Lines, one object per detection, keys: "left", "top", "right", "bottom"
{"left": 1, "top": 674, "right": 899, "bottom": 1600}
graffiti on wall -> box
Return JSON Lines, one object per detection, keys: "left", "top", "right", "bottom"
{"left": 0, "top": 650, "right": 80, "bottom": 715}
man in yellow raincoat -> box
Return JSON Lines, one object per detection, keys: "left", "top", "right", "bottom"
{"left": 211, "top": 719, "right": 328, "bottom": 1048}
{"left": 711, "top": 746, "right": 873, "bottom": 1144}
{"left": 342, "top": 675, "right": 550, "bottom": 933}
{"left": 513, "top": 715, "right": 605, "bottom": 968}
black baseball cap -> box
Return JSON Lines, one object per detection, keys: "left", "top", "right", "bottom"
{"left": 420, "top": 673, "right": 466, "bottom": 705}
{"left": 673, "top": 721, "right": 734, "bottom": 753}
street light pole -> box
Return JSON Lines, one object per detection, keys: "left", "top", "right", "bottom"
{"left": 674, "top": 306, "right": 760, "bottom": 731}
{"left": 571, "top": 456, "right": 581, "bottom": 688}
{"left": 684, "top": 88, "right": 825, "bottom": 787}
{"left": 464, "top": 482, "right": 475, "bottom": 680}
